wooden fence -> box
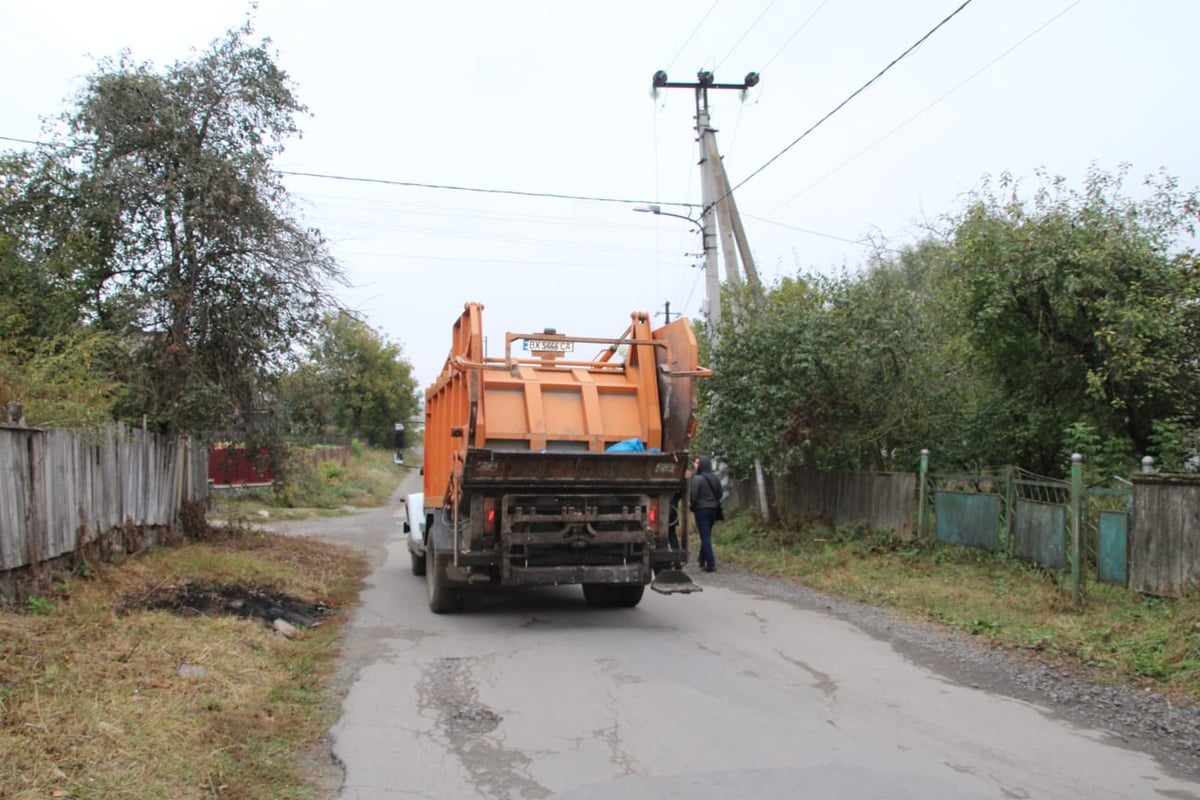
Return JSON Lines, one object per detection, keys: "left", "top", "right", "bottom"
{"left": 1131, "top": 474, "right": 1200, "bottom": 596}
{"left": 0, "top": 422, "right": 209, "bottom": 573}
{"left": 730, "top": 470, "right": 916, "bottom": 538}
{"left": 729, "top": 467, "right": 1198, "bottom": 596}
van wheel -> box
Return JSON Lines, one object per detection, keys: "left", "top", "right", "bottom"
{"left": 426, "top": 552, "right": 462, "bottom": 614}
{"left": 582, "top": 583, "right": 644, "bottom": 608}
{"left": 410, "top": 549, "right": 426, "bottom": 576}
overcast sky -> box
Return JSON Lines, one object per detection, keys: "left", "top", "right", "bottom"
{"left": 4, "top": 1, "right": 1197, "bottom": 384}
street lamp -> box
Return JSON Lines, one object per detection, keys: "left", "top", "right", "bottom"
{"left": 633, "top": 204, "right": 718, "bottom": 333}
{"left": 633, "top": 204, "right": 702, "bottom": 233}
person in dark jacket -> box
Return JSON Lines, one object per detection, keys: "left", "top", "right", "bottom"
{"left": 689, "top": 455, "right": 721, "bottom": 572}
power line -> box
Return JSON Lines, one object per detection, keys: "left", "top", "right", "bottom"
{"left": 291, "top": 189, "right": 686, "bottom": 231}
{"left": 765, "top": 0, "right": 1087, "bottom": 215}
{"left": 5, "top": 130, "right": 859, "bottom": 249}
{"left": 317, "top": 220, "right": 675, "bottom": 257}
{"left": 717, "top": 0, "right": 779, "bottom": 70}
{"left": 337, "top": 251, "right": 699, "bottom": 271}
{"left": 281, "top": 169, "right": 695, "bottom": 210}
{"left": 742, "top": 213, "right": 867, "bottom": 245}
{"left": 0, "top": 135, "right": 47, "bottom": 147}
{"left": 725, "top": 0, "right": 976, "bottom": 201}
{"left": 760, "top": 0, "right": 833, "bottom": 72}
{"left": 680, "top": 263, "right": 705, "bottom": 316}
{"left": 666, "top": 0, "right": 722, "bottom": 72}
{"left": 0, "top": 135, "right": 700, "bottom": 211}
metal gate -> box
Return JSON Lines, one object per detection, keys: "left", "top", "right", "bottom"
{"left": 927, "top": 469, "right": 1135, "bottom": 586}
{"left": 1011, "top": 470, "right": 1069, "bottom": 570}
{"left": 1088, "top": 482, "right": 1132, "bottom": 586}
{"left": 929, "top": 472, "right": 1006, "bottom": 552}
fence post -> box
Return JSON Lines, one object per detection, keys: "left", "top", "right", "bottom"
{"left": 1070, "top": 453, "right": 1084, "bottom": 611}
{"left": 1002, "top": 465, "right": 1014, "bottom": 557}
{"left": 917, "top": 449, "right": 930, "bottom": 539}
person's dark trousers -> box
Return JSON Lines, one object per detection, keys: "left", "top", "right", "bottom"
{"left": 694, "top": 507, "right": 718, "bottom": 571}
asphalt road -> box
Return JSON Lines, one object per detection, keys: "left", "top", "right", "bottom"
{"left": 272, "top": 472, "right": 1200, "bottom": 800}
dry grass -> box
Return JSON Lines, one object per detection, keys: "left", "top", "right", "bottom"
{"left": 0, "top": 528, "right": 368, "bottom": 799}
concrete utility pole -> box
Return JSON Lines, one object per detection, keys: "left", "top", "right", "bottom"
{"left": 651, "top": 70, "right": 760, "bottom": 336}
{"left": 657, "top": 300, "right": 675, "bottom": 324}
{"left": 650, "top": 69, "right": 771, "bottom": 524}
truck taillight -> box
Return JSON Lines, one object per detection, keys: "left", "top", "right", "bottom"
{"left": 483, "top": 497, "right": 497, "bottom": 535}
{"left": 648, "top": 503, "right": 658, "bottom": 528}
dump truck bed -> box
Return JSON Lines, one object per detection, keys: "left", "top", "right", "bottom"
{"left": 412, "top": 303, "right": 708, "bottom": 611}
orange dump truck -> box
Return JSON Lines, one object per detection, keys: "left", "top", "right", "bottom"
{"left": 404, "top": 302, "right": 709, "bottom": 612}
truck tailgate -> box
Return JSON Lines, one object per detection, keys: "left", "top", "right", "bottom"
{"left": 462, "top": 449, "right": 688, "bottom": 489}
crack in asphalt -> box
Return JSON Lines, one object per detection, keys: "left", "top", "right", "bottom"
{"left": 416, "top": 656, "right": 551, "bottom": 799}
{"left": 776, "top": 649, "right": 839, "bottom": 699}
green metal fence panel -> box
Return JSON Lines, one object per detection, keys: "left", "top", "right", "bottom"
{"left": 1013, "top": 500, "right": 1066, "bottom": 569}
{"left": 935, "top": 490, "right": 1001, "bottom": 550}
{"left": 1087, "top": 486, "right": 1131, "bottom": 587}
{"left": 1097, "top": 510, "right": 1129, "bottom": 586}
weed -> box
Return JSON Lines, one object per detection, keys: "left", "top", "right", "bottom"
{"left": 961, "top": 618, "right": 1003, "bottom": 636}
{"left": 24, "top": 596, "right": 54, "bottom": 615}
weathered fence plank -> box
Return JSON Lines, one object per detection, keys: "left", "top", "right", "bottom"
{"left": 0, "top": 423, "right": 209, "bottom": 574}
{"left": 0, "top": 429, "right": 32, "bottom": 569}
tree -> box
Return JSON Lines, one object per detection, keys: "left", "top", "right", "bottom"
{"left": 8, "top": 23, "right": 342, "bottom": 436}
{"left": 0, "top": 156, "right": 82, "bottom": 355}
{"left": 700, "top": 239, "right": 983, "bottom": 474}
{"left": 688, "top": 167, "right": 1200, "bottom": 480}
{"left": 816, "top": 240, "right": 984, "bottom": 471}
{"left": 698, "top": 277, "right": 818, "bottom": 474}
{"left": 279, "top": 312, "right": 419, "bottom": 448}
{"left": 0, "top": 330, "right": 121, "bottom": 428}
{"left": 952, "top": 166, "right": 1200, "bottom": 473}
{"left": 1, "top": 155, "right": 122, "bottom": 426}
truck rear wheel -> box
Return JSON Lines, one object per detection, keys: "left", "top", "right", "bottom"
{"left": 582, "top": 583, "right": 645, "bottom": 609}
{"left": 426, "top": 552, "right": 463, "bottom": 613}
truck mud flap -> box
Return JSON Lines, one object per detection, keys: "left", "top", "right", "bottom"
{"left": 650, "top": 569, "right": 701, "bottom": 595}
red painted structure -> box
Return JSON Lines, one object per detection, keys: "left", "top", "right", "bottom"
{"left": 207, "top": 446, "right": 273, "bottom": 487}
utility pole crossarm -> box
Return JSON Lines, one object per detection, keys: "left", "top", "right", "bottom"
{"left": 652, "top": 70, "right": 760, "bottom": 92}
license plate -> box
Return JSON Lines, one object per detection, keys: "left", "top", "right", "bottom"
{"left": 524, "top": 339, "right": 574, "bottom": 353}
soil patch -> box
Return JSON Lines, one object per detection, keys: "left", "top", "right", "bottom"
{"left": 125, "top": 580, "right": 331, "bottom": 628}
